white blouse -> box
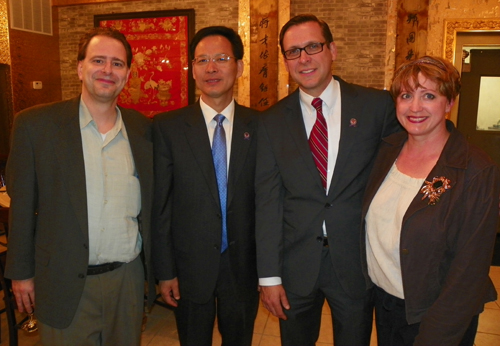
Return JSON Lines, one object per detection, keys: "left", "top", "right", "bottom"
{"left": 365, "top": 162, "right": 424, "bottom": 299}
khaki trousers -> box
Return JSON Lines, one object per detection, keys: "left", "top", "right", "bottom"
{"left": 39, "top": 256, "right": 144, "bottom": 346}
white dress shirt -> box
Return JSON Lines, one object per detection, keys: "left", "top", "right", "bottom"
{"left": 200, "top": 96, "right": 235, "bottom": 170}
{"left": 300, "top": 77, "right": 342, "bottom": 194}
{"left": 259, "top": 77, "right": 341, "bottom": 287}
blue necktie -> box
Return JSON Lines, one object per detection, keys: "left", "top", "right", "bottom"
{"left": 212, "top": 114, "right": 228, "bottom": 253}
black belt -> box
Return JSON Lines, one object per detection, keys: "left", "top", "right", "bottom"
{"left": 87, "top": 262, "right": 124, "bottom": 275}
{"left": 323, "top": 237, "right": 329, "bottom": 247}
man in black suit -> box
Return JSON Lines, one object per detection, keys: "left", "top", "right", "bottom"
{"left": 256, "top": 14, "right": 401, "bottom": 345}
{"left": 152, "top": 26, "right": 259, "bottom": 346}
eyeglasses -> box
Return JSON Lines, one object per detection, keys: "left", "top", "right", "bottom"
{"left": 283, "top": 42, "right": 326, "bottom": 60}
{"left": 192, "top": 54, "right": 236, "bottom": 66}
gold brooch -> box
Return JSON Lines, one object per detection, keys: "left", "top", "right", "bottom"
{"left": 420, "top": 176, "right": 451, "bottom": 205}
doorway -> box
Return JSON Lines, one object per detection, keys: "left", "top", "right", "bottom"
{"left": 456, "top": 49, "right": 500, "bottom": 234}
{"left": 457, "top": 49, "right": 500, "bottom": 164}
{"left": 450, "top": 31, "right": 500, "bottom": 125}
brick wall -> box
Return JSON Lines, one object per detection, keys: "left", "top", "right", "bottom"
{"left": 10, "top": 7, "right": 62, "bottom": 113}
{"left": 58, "top": 0, "right": 388, "bottom": 100}
{"left": 291, "top": 0, "right": 389, "bottom": 89}
{"left": 58, "top": 0, "right": 239, "bottom": 100}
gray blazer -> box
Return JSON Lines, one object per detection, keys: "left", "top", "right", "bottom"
{"left": 5, "top": 97, "right": 155, "bottom": 328}
{"left": 255, "top": 76, "right": 401, "bottom": 299}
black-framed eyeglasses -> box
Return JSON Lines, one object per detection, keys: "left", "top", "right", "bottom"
{"left": 192, "top": 54, "right": 236, "bottom": 66}
{"left": 284, "top": 42, "right": 326, "bottom": 60}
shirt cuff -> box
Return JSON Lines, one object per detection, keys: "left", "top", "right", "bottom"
{"left": 259, "top": 277, "right": 282, "bottom": 286}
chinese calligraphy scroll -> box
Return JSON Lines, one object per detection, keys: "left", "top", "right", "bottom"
{"left": 395, "top": 0, "right": 428, "bottom": 69}
{"left": 250, "top": 0, "right": 279, "bottom": 110}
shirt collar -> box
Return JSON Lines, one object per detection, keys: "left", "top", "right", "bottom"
{"left": 79, "top": 97, "right": 126, "bottom": 140}
{"left": 299, "top": 77, "right": 337, "bottom": 113}
{"left": 199, "top": 96, "right": 235, "bottom": 124}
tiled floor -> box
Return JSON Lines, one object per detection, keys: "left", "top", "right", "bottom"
{"left": 1, "top": 266, "right": 499, "bottom": 346}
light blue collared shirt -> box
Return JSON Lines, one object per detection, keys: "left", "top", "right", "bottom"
{"left": 80, "top": 99, "right": 142, "bottom": 265}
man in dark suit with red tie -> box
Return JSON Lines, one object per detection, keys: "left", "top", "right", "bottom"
{"left": 152, "top": 26, "right": 259, "bottom": 346}
{"left": 255, "top": 14, "right": 401, "bottom": 345}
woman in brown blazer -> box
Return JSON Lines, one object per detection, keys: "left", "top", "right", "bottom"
{"left": 361, "top": 56, "right": 499, "bottom": 345}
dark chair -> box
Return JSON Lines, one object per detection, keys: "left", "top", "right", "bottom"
{"left": 0, "top": 208, "right": 31, "bottom": 346}
{"left": 0, "top": 207, "right": 8, "bottom": 244}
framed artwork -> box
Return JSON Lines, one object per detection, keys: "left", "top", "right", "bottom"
{"left": 95, "top": 9, "right": 195, "bottom": 118}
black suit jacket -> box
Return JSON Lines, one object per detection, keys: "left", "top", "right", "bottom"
{"left": 152, "top": 102, "right": 259, "bottom": 304}
{"left": 5, "top": 97, "right": 155, "bottom": 328}
{"left": 255, "top": 76, "right": 401, "bottom": 299}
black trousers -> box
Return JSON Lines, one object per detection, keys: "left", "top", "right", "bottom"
{"left": 174, "top": 251, "right": 259, "bottom": 346}
{"left": 374, "top": 286, "right": 479, "bottom": 346}
{"left": 279, "top": 246, "right": 374, "bottom": 346}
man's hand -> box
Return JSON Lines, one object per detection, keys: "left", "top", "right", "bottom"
{"left": 159, "top": 278, "right": 180, "bottom": 307}
{"left": 260, "top": 284, "right": 290, "bottom": 320}
{"left": 12, "top": 278, "right": 35, "bottom": 313}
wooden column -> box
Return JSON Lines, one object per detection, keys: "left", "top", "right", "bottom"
{"left": 249, "top": 0, "right": 279, "bottom": 111}
{"left": 395, "top": 0, "right": 429, "bottom": 69}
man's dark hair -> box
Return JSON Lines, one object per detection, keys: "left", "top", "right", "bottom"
{"left": 77, "top": 27, "right": 133, "bottom": 68}
{"left": 189, "top": 26, "right": 244, "bottom": 60}
{"left": 279, "top": 14, "right": 334, "bottom": 56}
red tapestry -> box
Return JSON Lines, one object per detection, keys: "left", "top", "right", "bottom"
{"left": 99, "top": 16, "right": 190, "bottom": 118}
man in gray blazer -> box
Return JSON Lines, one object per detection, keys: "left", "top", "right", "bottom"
{"left": 256, "top": 14, "right": 401, "bottom": 345}
{"left": 5, "top": 27, "right": 155, "bottom": 345}
{"left": 152, "top": 26, "right": 259, "bottom": 345}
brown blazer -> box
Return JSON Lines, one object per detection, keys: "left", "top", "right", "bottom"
{"left": 5, "top": 97, "right": 155, "bottom": 328}
{"left": 361, "top": 120, "right": 499, "bottom": 345}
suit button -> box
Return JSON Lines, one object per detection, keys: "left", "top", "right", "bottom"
{"left": 316, "top": 236, "right": 323, "bottom": 242}
{"left": 401, "top": 249, "right": 409, "bottom": 255}
{"left": 78, "top": 273, "right": 85, "bottom": 278}
{"left": 83, "top": 244, "right": 88, "bottom": 250}
{"left": 214, "top": 245, "right": 219, "bottom": 250}
{"left": 324, "top": 203, "right": 333, "bottom": 208}
{"left": 217, "top": 213, "right": 222, "bottom": 219}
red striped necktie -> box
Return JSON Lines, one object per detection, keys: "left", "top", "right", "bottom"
{"left": 309, "top": 97, "right": 328, "bottom": 190}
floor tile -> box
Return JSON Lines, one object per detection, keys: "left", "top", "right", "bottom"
{"left": 262, "top": 314, "right": 280, "bottom": 337}
{"left": 1, "top": 266, "right": 499, "bottom": 345}
{"left": 253, "top": 304, "right": 270, "bottom": 334}
{"left": 251, "top": 333, "right": 262, "bottom": 346}
{"left": 477, "top": 308, "right": 500, "bottom": 335}
{"left": 370, "top": 319, "right": 378, "bottom": 346}
{"left": 489, "top": 266, "right": 500, "bottom": 288}
{"left": 317, "top": 314, "right": 333, "bottom": 343}
{"left": 259, "top": 334, "right": 281, "bottom": 346}
{"left": 145, "top": 334, "right": 180, "bottom": 346}
{"left": 474, "top": 332, "right": 500, "bottom": 346}
{"left": 322, "top": 302, "right": 331, "bottom": 315}
{"left": 484, "top": 300, "right": 500, "bottom": 310}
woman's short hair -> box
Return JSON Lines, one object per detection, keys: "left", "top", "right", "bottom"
{"left": 390, "top": 56, "right": 461, "bottom": 102}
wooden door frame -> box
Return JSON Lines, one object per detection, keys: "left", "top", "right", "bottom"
{"left": 443, "top": 19, "right": 500, "bottom": 125}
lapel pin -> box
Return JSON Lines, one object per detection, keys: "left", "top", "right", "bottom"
{"left": 244, "top": 132, "right": 250, "bottom": 140}
{"left": 349, "top": 118, "right": 357, "bottom": 127}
